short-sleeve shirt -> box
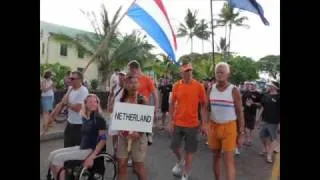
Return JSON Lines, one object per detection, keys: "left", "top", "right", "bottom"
{"left": 261, "top": 93, "right": 280, "bottom": 124}
{"left": 138, "top": 74, "right": 155, "bottom": 101}
{"left": 242, "top": 90, "right": 262, "bottom": 115}
{"left": 80, "top": 113, "right": 107, "bottom": 150}
{"left": 67, "top": 86, "right": 89, "bottom": 124}
{"left": 172, "top": 79, "right": 207, "bottom": 128}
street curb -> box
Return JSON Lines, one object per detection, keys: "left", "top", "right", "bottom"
{"left": 40, "top": 131, "right": 64, "bottom": 142}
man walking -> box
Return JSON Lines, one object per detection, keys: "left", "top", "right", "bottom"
{"left": 168, "top": 63, "right": 207, "bottom": 180}
{"left": 61, "top": 71, "right": 89, "bottom": 147}
{"left": 127, "top": 60, "right": 159, "bottom": 145}
{"left": 259, "top": 81, "right": 280, "bottom": 163}
{"left": 206, "top": 62, "right": 245, "bottom": 180}
{"left": 242, "top": 81, "right": 261, "bottom": 145}
{"left": 107, "top": 71, "right": 126, "bottom": 158}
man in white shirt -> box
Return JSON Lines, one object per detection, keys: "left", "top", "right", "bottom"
{"left": 61, "top": 71, "right": 89, "bottom": 147}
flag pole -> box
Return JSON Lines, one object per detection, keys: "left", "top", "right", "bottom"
{"left": 210, "top": 0, "right": 215, "bottom": 70}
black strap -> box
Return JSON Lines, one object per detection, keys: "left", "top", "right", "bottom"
{"left": 114, "top": 88, "right": 123, "bottom": 98}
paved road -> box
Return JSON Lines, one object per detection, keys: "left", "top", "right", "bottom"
{"left": 40, "top": 129, "right": 274, "bottom": 180}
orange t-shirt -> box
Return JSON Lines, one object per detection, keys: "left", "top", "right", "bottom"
{"left": 172, "top": 79, "right": 207, "bottom": 128}
{"left": 138, "top": 74, "right": 155, "bottom": 99}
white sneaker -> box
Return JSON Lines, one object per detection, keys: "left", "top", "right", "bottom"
{"left": 181, "top": 174, "right": 189, "bottom": 180}
{"left": 235, "top": 148, "right": 240, "bottom": 155}
{"left": 172, "top": 160, "right": 185, "bottom": 176}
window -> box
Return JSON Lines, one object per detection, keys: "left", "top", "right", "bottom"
{"left": 60, "top": 43, "right": 68, "bottom": 56}
{"left": 77, "top": 67, "right": 84, "bottom": 73}
{"left": 77, "top": 46, "right": 84, "bottom": 59}
{"left": 42, "top": 43, "right": 45, "bottom": 55}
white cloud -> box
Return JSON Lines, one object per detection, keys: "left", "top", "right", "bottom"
{"left": 41, "top": 0, "right": 279, "bottom": 61}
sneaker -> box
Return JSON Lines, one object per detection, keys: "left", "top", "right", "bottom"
{"left": 235, "top": 148, "right": 240, "bottom": 156}
{"left": 172, "top": 160, "right": 185, "bottom": 176}
{"left": 181, "top": 174, "right": 189, "bottom": 180}
{"left": 127, "top": 158, "right": 133, "bottom": 167}
{"left": 266, "top": 154, "right": 273, "bottom": 164}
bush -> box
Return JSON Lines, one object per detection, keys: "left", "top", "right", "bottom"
{"left": 90, "top": 79, "right": 98, "bottom": 90}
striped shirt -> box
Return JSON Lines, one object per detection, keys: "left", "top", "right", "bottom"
{"left": 209, "top": 84, "right": 237, "bottom": 123}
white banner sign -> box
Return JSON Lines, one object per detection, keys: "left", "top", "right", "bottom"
{"left": 110, "top": 102, "right": 155, "bottom": 133}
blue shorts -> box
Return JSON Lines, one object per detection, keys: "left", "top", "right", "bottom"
{"left": 41, "top": 96, "right": 54, "bottom": 113}
{"left": 259, "top": 122, "right": 278, "bottom": 141}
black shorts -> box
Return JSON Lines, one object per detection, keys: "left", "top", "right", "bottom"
{"left": 64, "top": 123, "right": 82, "bottom": 147}
{"left": 161, "top": 102, "right": 169, "bottom": 113}
{"left": 245, "top": 113, "right": 256, "bottom": 130}
{"left": 170, "top": 126, "right": 199, "bottom": 153}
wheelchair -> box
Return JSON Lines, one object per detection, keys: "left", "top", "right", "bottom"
{"left": 46, "top": 151, "right": 118, "bottom": 180}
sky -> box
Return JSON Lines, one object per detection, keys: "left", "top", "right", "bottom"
{"left": 40, "top": 0, "right": 280, "bottom": 61}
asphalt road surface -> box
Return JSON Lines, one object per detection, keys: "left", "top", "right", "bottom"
{"left": 40, "top": 130, "right": 274, "bottom": 180}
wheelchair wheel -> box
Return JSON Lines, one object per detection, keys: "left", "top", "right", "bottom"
{"left": 79, "top": 152, "right": 118, "bottom": 180}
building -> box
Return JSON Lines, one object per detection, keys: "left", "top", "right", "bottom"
{"left": 40, "top": 21, "right": 98, "bottom": 81}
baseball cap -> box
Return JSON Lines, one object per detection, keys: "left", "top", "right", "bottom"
{"left": 118, "top": 71, "right": 126, "bottom": 75}
{"left": 180, "top": 63, "right": 193, "bottom": 72}
{"left": 267, "top": 81, "right": 280, "bottom": 89}
{"left": 127, "top": 60, "right": 140, "bottom": 68}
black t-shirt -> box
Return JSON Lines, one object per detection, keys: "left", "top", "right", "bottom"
{"left": 242, "top": 90, "right": 262, "bottom": 115}
{"left": 261, "top": 94, "right": 280, "bottom": 124}
{"left": 159, "top": 84, "right": 172, "bottom": 104}
{"left": 80, "top": 112, "right": 107, "bottom": 150}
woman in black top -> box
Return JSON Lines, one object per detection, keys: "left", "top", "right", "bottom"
{"left": 47, "top": 94, "right": 107, "bottom": 180}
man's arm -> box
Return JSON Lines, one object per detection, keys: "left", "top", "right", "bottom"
{"left": 68, "top": 88, "right": 88, "bottom": 113}
{"left": 199, "top": 85, "right": 208, "bottom": 125}
{"left": 232, "top": 87, "right": 245, "bottom": 134}
{"left": 168, "top": 86, "right": 176, "bottom": 130}
{"left": 107, "top": 85, "right": 116, "bottom": 112}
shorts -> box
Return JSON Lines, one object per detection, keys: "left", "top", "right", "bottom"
{"left": 259, "top": 122, "right": 278, "bottom": 141}
{"left": 41, "top": 96, "right": 54, "bottom": 113}
{"left": 245, "top": 113, "right": 256, "bottom": 130}
{"left": 48, "top": 146, "right": 91, "bottom": 167}
{"left": 117, "top": 133, "right": 148, "bottom": 162}
{"left": 207, "top": 120, "right": 237, "bottom": 152}
{"left": 64, "top": 123, "right": 82, "bottom": 148}
{"left": 170, "top": 126, "right": 199, "bottom": 153}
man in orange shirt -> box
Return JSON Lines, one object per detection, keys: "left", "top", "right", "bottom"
{"left": 168, "top": 63, "right": 208, "bottom": 180}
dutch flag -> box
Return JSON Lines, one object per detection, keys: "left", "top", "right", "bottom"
{"left": 127, "top": 0, "right": 178, "bottom": 64}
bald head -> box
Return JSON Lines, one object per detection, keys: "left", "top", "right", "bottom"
{"left": 215, "top": 62, "right": 230, "bottom": 83}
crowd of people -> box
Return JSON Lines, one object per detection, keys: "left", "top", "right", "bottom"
{"left": 41, "top": 60, "right": 280, "bottom": 180}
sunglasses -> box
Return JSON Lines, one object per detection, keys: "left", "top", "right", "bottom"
{"left": 70, "top": 77, "right": 79, "bottom": 81}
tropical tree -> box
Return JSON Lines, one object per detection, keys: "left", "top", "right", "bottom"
{"left": 177, "top": 9, "right": 211, "bottom": 53}
{"left": 258, "top": 55, "right": 280, "bottom": 80}
{"left": 41, "top": 63, "right": 71, "bottom": 89}
{"left": 228, "top": 56, "right": 259, "bottom": 85}
{"left": 194, "top": 19, "right": 211, "bottom": 53}
{"left": 217, "top": 3, "right": 249, "bottom": 55}
{"left": 51, "top": 4, "right": 155, "bottom": 88}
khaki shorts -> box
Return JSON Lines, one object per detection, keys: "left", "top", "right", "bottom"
{"left": 117, "top": 133, "right": 148, "bottom": 162}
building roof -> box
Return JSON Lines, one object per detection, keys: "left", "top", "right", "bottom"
{"left": 40, "top": 21, "right": 95, "bottom": 38}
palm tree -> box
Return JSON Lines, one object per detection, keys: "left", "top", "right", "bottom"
{"left": 194, "top": 19, "right": 211, "bottom": 53}
{"left": 217, "top": 3, "right": 249, "bottom": 56}
{"left": 216, "top": 37, "right": 228, "bottom": 61}
{"left": 51, "top": 4, "right": 154, "bottom": 88}
{"left": 177, "top": 9, "right": 206, "bottom": 53}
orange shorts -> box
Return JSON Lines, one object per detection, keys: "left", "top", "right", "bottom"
{"left": 207, "top": 120, "right": 237, "bottom": 152}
